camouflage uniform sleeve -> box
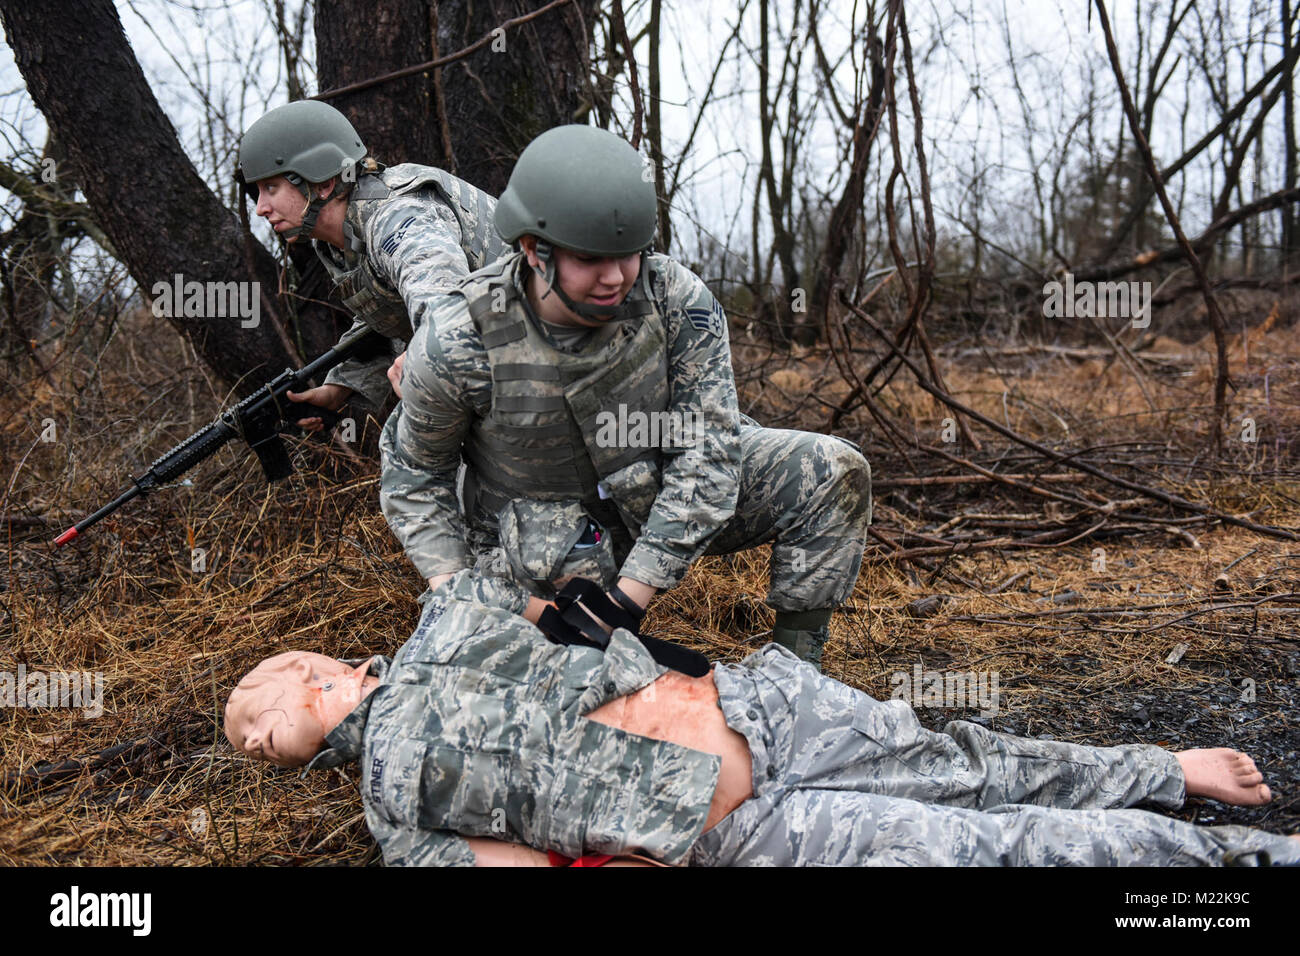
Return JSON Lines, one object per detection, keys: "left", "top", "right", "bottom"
{"left": 379, "top": 299, "right": 490, "bottom": 580}
{"left": 620, "top": 259, "right": 742, "bottom": 590}
{"left": 440, "top": 564, "right": 532, "bottom": 616}
{"left": 365, "top": 188, "right": 475, "bottom": 334}
{"left": 322, "top": 317, "right": 402, "bottom": 410}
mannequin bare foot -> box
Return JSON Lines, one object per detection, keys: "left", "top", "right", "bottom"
{"left": 1176, "top": 749, "right": 1271, "bottom": 806}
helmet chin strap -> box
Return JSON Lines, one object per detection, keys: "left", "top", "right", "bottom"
{"left": 280, "top": 174, "right": 346, "bottom": 241}
{"left": 528, "top": 240, "right": 642, "bottom": 322}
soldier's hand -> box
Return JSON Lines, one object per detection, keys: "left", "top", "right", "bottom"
{"left": 287, "top": 384, "right": 352, "bottom": 432}
{"left": 388, "top": 351, "right": 407, "bottom": 399}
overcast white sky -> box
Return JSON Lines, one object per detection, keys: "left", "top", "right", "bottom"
{"left": 0, "top": 0, "right": 1290, "bottom": 286}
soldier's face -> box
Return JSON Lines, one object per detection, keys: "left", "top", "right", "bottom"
{"left": 525, "top": 238, "right": 641, "bottom": 326}
{"left": 253, "top": 176, "right": 312, "bottom": 241}
{"left": 224, "top": 652, "right": 372, "bottom": 767}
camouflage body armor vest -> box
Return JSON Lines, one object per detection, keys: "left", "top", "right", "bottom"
{"left": 314, "top": 164, "right": 506, "bottom": 340}
{"left": 457, "top": 254, "right": 670, "bottom": 547}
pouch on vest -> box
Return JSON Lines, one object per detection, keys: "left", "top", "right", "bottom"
{"left": 497, "top": 499, "right": 618, "bottom": 595}
{"left": 597, "top": 459, "right": 663, "bottom": 535}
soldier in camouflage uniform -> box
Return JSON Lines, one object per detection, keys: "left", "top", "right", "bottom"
{"left": 380, "top": 124, "right": 871, "bottom": 669}
{"left": 225, "top": 572, "right": 1299, "bottom": 867}
{"left": 237, "top": 100, "right": 507, "bottom": 417}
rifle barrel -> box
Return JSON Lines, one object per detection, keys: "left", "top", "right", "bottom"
{"left": 52, "top": 326, "right": 388, "bottom": 548}
{"left": 53, "top": 484, "right": 143, "bottom": 546}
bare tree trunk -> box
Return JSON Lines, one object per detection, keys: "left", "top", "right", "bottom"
{"left": 316, "top": 0, "right": 441, "bottom": 167}
{"left": 1284, "top": 0, "right": 1297, "bottom": 260}
{"left": 0, "top": 0, "right": 295, "bottom": 390}
{"left": 0, "top": 137, "right": 77, "bottom": 378}
{"left": 1093, "top": 0, "right": 1231, "bottom": 452}
{"left": 809, "top": 25, "right": 885, "bottom": 340}
{"left": 755, "top": 0, "right": 801, "bottom": 344}
{"left": 316, "top": 0, "right": 600, "bottom": 196}
{"left": 647, "top": 0, "right": 670, "bottom": 251}
{"left": 396, "top": 0, "right": 601, "bottom": 195}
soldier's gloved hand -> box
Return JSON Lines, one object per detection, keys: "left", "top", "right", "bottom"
{"left": 287, "top": 383, "right": 352, "bottom": 432}
{"left": 387, "top": 351, "right": 406, "bottom": 400}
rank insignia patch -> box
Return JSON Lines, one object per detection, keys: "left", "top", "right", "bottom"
{"left": 380, "top": 217, "right": 418, "bottom": 256}
{"left": 685, "top": 300, "right": 725, "bottom": 337}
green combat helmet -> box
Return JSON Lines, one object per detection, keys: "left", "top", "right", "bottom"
{"left": 495, "top": 124, "right": 657, "bottom": 321}
{"left": 237, "top": 100, "right": 368, "bottom": 240}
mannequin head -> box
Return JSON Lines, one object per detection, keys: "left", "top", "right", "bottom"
{"left": 224, "top": 651, "right": 378, "bottom": 767}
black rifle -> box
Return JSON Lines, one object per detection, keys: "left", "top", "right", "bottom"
{"left": 53, "top": 327, "right": 390, "bottom": 546}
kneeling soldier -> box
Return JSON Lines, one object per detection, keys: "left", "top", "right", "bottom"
{"left": 237, "top": 100, "right": 507, "bottom": 420}
{"left": 380, "top": 124, "right": 872, "bottom": 668}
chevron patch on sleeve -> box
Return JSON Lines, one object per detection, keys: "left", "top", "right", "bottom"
{"left": 380, "top": 217, "right": 419, "bottom": 256}
{"left": 685, "top": 300, "right": 725, "bottom": 337}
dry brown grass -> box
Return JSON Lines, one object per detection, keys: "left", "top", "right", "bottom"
{"left": 3, "top": 302, "right": 1299, "bottom": 864}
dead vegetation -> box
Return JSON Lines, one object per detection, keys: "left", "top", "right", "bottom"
{"left": 3, "top": 294, "right": 1300, "bottom": 865}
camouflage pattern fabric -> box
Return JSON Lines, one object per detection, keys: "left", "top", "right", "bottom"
{"left": 305, "top": 592, "right": 1298, "bottom": 867}
{"left": 320, "top": 316, "right": 404, "bottom": 411}
{"left": 690, "top": 644, "right": 1300, "bottom": 866}
{"left": 496, "top": 499, "right": 620, "bottom": 596}
{"left": 318, "top": 165, "right": 506, "bottom": 409}
{"left": 701, "top": 425, "right": 871, "bottom": 612}
{"left": 380, "top": 250, "right": 871, "bottom": 624}
{"left": 305, "top": 578, "right": 718, "bottom": 867}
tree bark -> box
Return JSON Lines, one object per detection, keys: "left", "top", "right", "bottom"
{"left": 809, "top": 28, "right": 885, "bottom": 344}
{"left": 0, "top": 0, "right": 296, "bottom": 391}
{"left": 316, "top": 0, "right": 601, "bottom": 197}
{"left": 1283, "top": 0, "right": 1297, "bottom": 259}
{"left": 316, "top": 0, "right": 441, "bottom": 167}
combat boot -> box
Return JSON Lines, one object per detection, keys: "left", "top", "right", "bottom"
{"left": 770, "top": 624, "right": 829, "bottom": 671}
{"left": 769, "top": 608, "right": 833, "bottom": 671}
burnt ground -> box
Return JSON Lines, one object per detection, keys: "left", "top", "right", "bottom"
{"left": 880, "top": 583, "right": 1300, "bottom": 834}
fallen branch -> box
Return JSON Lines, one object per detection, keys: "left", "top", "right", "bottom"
{"left": 841, "top": 290, "right": 1299, "bottom": 541}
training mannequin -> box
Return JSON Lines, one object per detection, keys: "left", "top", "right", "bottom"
{"left": 226, "top": 581, "right": 1299, "bottom": 867}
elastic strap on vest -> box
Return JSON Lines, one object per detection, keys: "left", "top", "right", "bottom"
{"left": 480, "top": 322, "right": 527, "bottom": 349}
{"left": 494, "top": 363, "right": 561, "bottom": 382}
{"left": 495, "top": 395, "right": 567, "bottom": 413}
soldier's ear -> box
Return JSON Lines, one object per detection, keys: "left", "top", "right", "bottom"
{"left": 316, "top": 177, "right": 339, "bottom": 200}
{"left": 519, "top": 235, "right": 539, "bottom": 267}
